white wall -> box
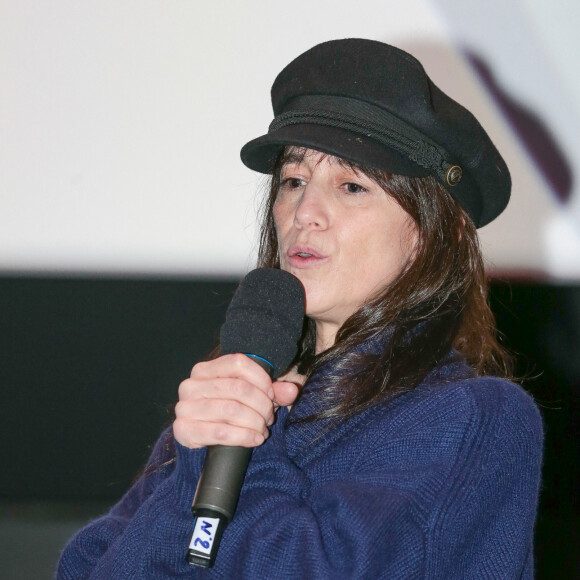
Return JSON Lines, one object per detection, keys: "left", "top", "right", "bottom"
{"left": 2, "top": 0, "right": 579, "bottom": 278}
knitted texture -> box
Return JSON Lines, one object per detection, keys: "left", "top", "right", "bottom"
{"left": 56, "top": 351, "right": 543, "bottom": 579}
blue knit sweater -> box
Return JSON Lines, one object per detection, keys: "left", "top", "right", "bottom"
{"left": 57, "top": 352, "right": 543, "bottom": 579}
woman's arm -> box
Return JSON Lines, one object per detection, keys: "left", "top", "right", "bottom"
{"left": 57, "top": 362, "right": 542, "bottom": 579}
{"left": 55, "top": 353, "right": 293, "bottom": 579}
{"left": 55, "top": 428, "right": 184, "bottom": 579}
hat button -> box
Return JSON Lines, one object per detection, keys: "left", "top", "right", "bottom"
{"left": 446, "top": 165, "right": 462, "bottom": 186}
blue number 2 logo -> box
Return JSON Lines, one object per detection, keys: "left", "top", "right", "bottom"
{"left": 193, "top": 519, "right": 214, "bottom": 550}
{"left": 194, "top": 537, "right": 210, "bottom": 549}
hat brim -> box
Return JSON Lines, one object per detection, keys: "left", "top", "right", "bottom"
{"left": 240, "top": 123, "right": 431, "bottom": 177}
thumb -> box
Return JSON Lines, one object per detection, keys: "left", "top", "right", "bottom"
{"left": 272, "top": 380, "right": 300, "bottom": 407}
{"left": 272, "top": 367, "right": 306, "bottom": 407}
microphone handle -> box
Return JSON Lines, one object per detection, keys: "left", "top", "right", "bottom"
{"left": 187, "top": 355, "right": 273, "bottom": 568}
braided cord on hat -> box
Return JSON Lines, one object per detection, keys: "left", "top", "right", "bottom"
{"left": 269, "top": 95, "right": 456, "bottom": 183}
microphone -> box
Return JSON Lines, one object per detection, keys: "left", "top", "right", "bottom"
{"left": 187, "top": 268, "right": 305, "bottom": 568}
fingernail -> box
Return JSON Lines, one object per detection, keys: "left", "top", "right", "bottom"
{"left": 254, "top": 433, "right": 265, "bottom": 445}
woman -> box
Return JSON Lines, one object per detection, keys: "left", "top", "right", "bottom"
{"left": 57, "top": 39, "right": 543, "bottom": 579}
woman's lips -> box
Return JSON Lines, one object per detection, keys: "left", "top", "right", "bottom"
{"left": 286, "top": 245, "right": 328, "bottom": 268}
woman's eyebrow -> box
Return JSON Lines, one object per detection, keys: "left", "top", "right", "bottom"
{"left": 282, "top": 151, "right": 307, "bottom": 167}
{"left": 282, "top": 151, "right": 345, "bottom": 172}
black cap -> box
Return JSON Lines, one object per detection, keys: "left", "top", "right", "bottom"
{"left": 240, "top": 38, "right": 510, "bottom": 228}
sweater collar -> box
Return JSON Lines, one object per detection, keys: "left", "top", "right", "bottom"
{"left": 278, "top": 331, "right": 475, "bottom": 464}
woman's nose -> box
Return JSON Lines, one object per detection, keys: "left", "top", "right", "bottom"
{"left": 294, "top": 182, "right": 330, "bottom": 230}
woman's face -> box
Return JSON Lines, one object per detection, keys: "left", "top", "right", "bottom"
{"left": 274, "top": 148, "right": 417, "bottom": 349}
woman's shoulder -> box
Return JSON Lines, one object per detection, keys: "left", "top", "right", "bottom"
{"left": 435, "top": 375, "right": 542, "bottom": 446}
{"left": 425, "top": 371, "right": 540, "bottom": 412}
{"left": 372, "top": 358, "right": 544, "bottom": 449}
{"left": 435, "top": 373, "right": 541, "bottom": 428}
{"left": 353, "top": 363, "right": 544, "bottom": 490}
{"left": 423, "top": 352, "right": 539, "bottom": 417}
{"left": 453, "top": 374, "right": 541, "bottom": 417}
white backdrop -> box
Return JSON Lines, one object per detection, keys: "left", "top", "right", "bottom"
{"left": 2, "top": 0, "right": 579, "bottom": 278}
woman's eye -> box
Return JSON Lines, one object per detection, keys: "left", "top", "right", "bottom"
{"left": 344, "top": 182, "right": 367, "bottom": 194}
{"left": 281, "top": 177, "right": 306, "bottom": 189}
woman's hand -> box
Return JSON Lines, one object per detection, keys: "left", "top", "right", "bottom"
{"left": 173, "top": 354, "right": 303, "bottom": 450}
{"left": 273, "top": 367, "right": 307, "bottom": 409}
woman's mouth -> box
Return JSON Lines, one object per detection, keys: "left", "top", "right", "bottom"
{"left": 286, "top": 246, "right": 328, "bottom": 268}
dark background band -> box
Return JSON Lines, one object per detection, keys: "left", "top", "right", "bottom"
{"left": 1, "top": 275, "right": 578, "bottom": 578}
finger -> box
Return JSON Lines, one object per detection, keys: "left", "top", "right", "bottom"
{"left": 272, "top": 380, "right": 300, "bottom": 407}
{"left": 178, "top": 376, "right": 274, "bottom": 423}
{"left": 175, "top": 397, "right": 273, "bottom": 433}
{"left": 191, "top": 353, "right": 274, "bottom": 397}
{"left": 173, "top": 416, "right": 267, "bottom": 449}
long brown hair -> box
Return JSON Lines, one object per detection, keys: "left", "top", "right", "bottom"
{"left": 257, "top": 147, "right": 512, "bottom": 422}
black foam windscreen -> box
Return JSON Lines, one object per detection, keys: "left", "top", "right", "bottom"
{"left": 220, "top": 268, "right": 305, "bottom": 377}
